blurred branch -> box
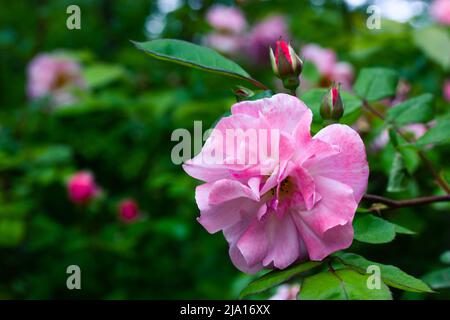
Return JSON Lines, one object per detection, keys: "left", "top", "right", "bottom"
{"left": 362, "top": 100, "right": 450, "bottom": 194}
{"left": 363, "top": 194, "right": 450, "bottom": 211}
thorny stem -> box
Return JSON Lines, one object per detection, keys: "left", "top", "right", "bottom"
{"left": 362, "top": 100, "right": 450, "bottom": 194}
{"left": 363, "top": 194, "right": 450, "bottom": 212}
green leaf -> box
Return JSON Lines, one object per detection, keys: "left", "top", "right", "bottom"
{"left": 353, "top": 68, "right": 399, "bottom": 101}
{"left": 353, "top": 214, "right": 396, "bottom": 244}
{"left": 415, "top": 119, "right": 450, "bottom": 147}
{"left": 398, "top": 145, "right": 420, "bottom": 175}
{"left": 440, "top": 251, "right": 450, "bottom": 264}
{"left": 413, "top": 27, "right": 450, "bottom": 70}
{"left": 394, "top": 224, "right": 416, "bottom": 235}
{"left": 335, "top": 252, "right": 433, "bottom": 293}
{"left": 301, "top": 61, "right": 320, "bottom": 84}
{"left": 422, "top": 267, "right": 450, "bottom": 290}
{"left": 133, "top": 39, "right": 266, "bottom": 89}
{"left": 299, "top": 269, "right": 392, "bottom": 300}
{"left": 83, "top": 64, "right": 125, "bottom": 88}
{"left": 247, "top": 90, "right": 274, "bottom": 101}
{"left": 300, "top": 88, "right": 327, "bottom": 123}
{"left": 387, "top": 152, "right": 408, "bottom": 192}
{"left": 239, "top": 261, "right": 321, "bottom": 299}
{"left": 386, "top": 94, "right": 434, "bottom": 125}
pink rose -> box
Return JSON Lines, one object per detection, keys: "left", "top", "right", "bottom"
{"left": 206, "top": 5, "right": 247, "bottom": 34}
{"left": 269, "top": 284, "right": 300, "bottom": 300}
{"left": 27, "top": 53, "right": 85, "bottom": 105}
{"left": 183, "top": 94, "right": 369, "bottom": 273}
{"left": 430, "top": 0, "right": 450, "bottom": 25}
{"left": 67, "top": 171, "right": 99, "bottom": 205}
{"left": 246, "top": 15, "right": 289, "bottom": 64}
{"left": 444, "top": 79, "right": 450, "bottom": 102}
{"left": 301, "top": 44, "right": 337, "bottom": 77}
{"left": 118, "top": 199, "right": 140, "bottom": 223}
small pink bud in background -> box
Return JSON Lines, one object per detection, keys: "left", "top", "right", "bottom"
{"left": 118, "top": 199, "right": 140, "bottom": 223}
{"left": 206, "top": 5, "right": 247, "bottom": 34}
{"left": 320, "top": 84, "right": 344, "bottom": 121}
{"left": 67, "top": 171, "right": 99, "bottom": 205}
{"left": 269, "top": 284, "right": 300, "bottom": 300}
{"left": 27, "top": 54, "right": 85, "bottom": 105}
{"left": 430, "top": 0, "right": 450, "bottom": 26}
{"left": 233, "top": 85, "right": 254, "bottom": 101}
{"left": 444, "top": 79, "right": 450, "bottom": 102}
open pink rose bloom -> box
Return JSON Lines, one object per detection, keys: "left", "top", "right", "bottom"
{"left": 183, "top": 94, "right": 369, "bottom": 273}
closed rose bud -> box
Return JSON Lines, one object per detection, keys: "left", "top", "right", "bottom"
{"left": 270, "top": 39, "right": 303, "bottom": 91}
{"left": 320, "top": 84, "right": 344, "bottom": 121}
{"left": 119, "top": 199, "right": 140, "bottom": 223}
{"left": 67, "top": 171, "right": 99, "bottom": 205}
{"left": 233, "top": 85, "right": 254, "bottom": 101}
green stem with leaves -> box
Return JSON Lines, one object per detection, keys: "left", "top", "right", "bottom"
{"left": 362, "top": 100, "right": 450, "bottom": 194}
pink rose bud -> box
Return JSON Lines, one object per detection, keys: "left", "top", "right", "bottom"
{"left": 67, "top": 171, "right": 99, "bottom": 205}
{"left": 320, "top": 84, "right": 344, "bottom": 121}
{"left": 270, "top": 39, "right": 302, "bottom": 90}
{"left": 118, "top": 199, "right": 140, "bottom": 223}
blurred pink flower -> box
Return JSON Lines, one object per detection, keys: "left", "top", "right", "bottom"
{"left": 205, "top": 33, "right": 243, "bottom": 55}
{"left": 430, "top": 0, "right": 450, "bottom": 25}
{"left": 444, "top": 79, "right": 450, "bottom": 102}
{"left": 331, "top": 62, "right": 354, "bottom": 91}
{"left": 67, "top": 171, "right": 99, "bottom": 205}
{"left": 269, "top": 284, "right": 300, "bottom": 300}
{"left": 379, "top": 80, "right": 411, "bottom": 107}
{"left": 301, "top": 44, "right": 337, "bottom": 77}
{"left": 206, "top": 5, "right": 247, "bottom": 34}
{"left": 119, "top": 199, "right": 140, "bottom": 223}
{"left": 301, "top": 44, "right": 354, "bottom": 89}
{"left": 371, "top": 124, "right": 428, "bottom": 151}
{"left": 27, "top": 54, "right": 85, "bottom": 105}
{"left": 183, "top": 94, "right": 368, "bottom": 273}
{"left": 246, "top": 15, "right": 289, "bottom": 64}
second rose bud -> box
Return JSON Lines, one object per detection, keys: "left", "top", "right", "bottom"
{"left": 320, "top": 84, "right": 344, "bottom": 121}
